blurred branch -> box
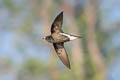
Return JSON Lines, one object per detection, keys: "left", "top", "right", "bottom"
{"left": 85, "top": 0, "right": 106, "bottom": 80}
{"left": 33, "top": 0, "right": 60, "bottom": 80}
{"left": 60, "top": 1, "right": 84, "bottom": 80}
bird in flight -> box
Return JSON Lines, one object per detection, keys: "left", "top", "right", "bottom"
{"left": 43, "top": 11, "right": 82, "bottom": 69}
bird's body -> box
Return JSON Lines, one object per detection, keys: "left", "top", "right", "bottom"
{"left": 45, "top": 33, "right": 79, "bottom": 43}
{"left": 43, "top": 12, "right": 82, "bottom": 69}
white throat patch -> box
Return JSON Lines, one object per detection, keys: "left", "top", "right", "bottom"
{"left": 60, "top": 33, "right": 77, "bottom": 40}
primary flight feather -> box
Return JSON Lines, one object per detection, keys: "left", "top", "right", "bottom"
{"left": 43, "top": 12, "right": 82, "bottom": 69}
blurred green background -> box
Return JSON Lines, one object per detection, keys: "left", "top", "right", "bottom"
{"left": 0, "top": 0, "right": 120, "bottom": 80}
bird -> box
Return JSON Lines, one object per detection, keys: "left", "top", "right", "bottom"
{"left": 43, "top": 11, "right": 82, "bottom": 69}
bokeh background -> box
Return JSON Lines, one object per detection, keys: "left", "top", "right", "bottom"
{"left": 0, "top": 0, "right": 120, "bottom": 80}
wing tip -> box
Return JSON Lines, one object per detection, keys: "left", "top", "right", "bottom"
{"left": 67, "top": 64, "right": 71, "bottom": 69}
{"left": 59, "top": 11, "right": 63, "bottom": 16}
{"left": 61, "top": 11, "right": 63, "bottom": 14}
{"left": 64, "top": 60, "right": 71, "bottom": 69}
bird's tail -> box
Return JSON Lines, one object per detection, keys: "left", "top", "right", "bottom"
{"left": 75, "top": 36, "right": 83, "bottom": 38}
{"left": 70, "top": 35, "right": 83, "bottom": 39}
{"left": 69, "top": 35, "right": 83, "bottom": 40}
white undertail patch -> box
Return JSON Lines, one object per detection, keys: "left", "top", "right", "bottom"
{"left": 60, "top": 33, "right": 78, "bottom": 40}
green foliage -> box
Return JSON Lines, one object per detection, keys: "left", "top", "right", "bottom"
{"left": 0, "top": 0, "right": 119, "bottom": 80}
{"left": 23, "top": 58, "right": 47, "bottom": 75}
{"left": 3, "top": 0, "right": 20, "bottom": 13}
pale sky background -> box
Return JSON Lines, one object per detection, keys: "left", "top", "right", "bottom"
{"left": 0, "top": 0, "right": 120, "bottom": 80}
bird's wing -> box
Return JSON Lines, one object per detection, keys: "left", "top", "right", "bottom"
{"left": 53, "top": 43, "right": 70, "bottom": 69}
{"left": 51, "top": 12, "right": 63, "bottom": 34}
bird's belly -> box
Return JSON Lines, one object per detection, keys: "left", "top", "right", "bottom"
{"left": 53, "top": 35, "right": 69, "bottom": 43}
{"left": 54, "top": 39, "right": 68, "bottom": 43}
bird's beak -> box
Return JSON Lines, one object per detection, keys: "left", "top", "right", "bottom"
{"left": 42, "top": 37, "right": 45, "bottom": 39}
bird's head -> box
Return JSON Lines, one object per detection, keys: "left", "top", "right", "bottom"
{"left": 42, "top": 36, "right": 47, "bottom": 40}
{"left": 42, "top": 35, "right": 53, "bottom": 43}
{"left": 42, "top": 36, "right": 46, "bottom": 39}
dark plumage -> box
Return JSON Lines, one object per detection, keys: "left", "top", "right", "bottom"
{"left": 43, "top": 12, "right": 82, "bottom": 69}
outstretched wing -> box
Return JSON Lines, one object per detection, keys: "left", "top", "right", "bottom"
{"left": 53, "top": 43, "right": 71, "bottom": 69}
{"left": 51, "top": 12, "right": 63, "bottom": 34}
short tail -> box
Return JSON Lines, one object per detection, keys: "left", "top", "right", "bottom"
{"left": 76, "top": 36, "right": 83, "bottom": 38}
{"left": 71, "top": 35, "right": 83, "bottom": 38}
{"left": 69, "top": 35, "right": 83, "bottom": 40}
